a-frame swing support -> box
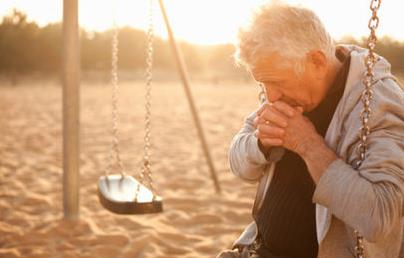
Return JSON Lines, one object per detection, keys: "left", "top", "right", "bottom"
{"left": 62, "top": 0, "right": 221, "bottom": 219}
{"left": 157, "top": 0, "right": 221, "bottom": 193}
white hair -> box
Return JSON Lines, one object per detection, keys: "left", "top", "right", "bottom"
{"left": 235, "top": 1, "right": 336, "bottom": 74}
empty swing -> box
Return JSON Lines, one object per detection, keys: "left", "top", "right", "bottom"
{"left": 97, "top": 0, "right": 162, "bottom": 215}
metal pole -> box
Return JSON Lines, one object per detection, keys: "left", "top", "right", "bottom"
{"left": 62, "top": 0, "right": 80, "bottom": 219}
{"left": 157, "top": 0, "right": 221, "bottom": 193}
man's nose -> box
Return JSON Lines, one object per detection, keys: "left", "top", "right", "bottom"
{"left": 266, "top": 88, "right": 282, "bottom": 103}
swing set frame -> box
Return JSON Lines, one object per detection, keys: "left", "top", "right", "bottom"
{"left": 62, "top": 6, "right": 382, "bottom": 256}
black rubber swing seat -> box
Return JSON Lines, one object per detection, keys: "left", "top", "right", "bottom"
{"left": 98, "top": 174, "right": 163, "bottom": 215}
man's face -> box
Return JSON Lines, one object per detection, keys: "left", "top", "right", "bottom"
{"left": 251, "top": 52, "right": 327, "bottom": 112}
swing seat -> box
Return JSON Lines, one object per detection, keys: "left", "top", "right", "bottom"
{"left": 98, "top": 174, "right": 163, "bottom": 215}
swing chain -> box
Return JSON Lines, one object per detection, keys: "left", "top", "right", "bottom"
{"left": 140, "top": 0, "right": 157, "bottom": 196}
{"left": 258, "top": 83, "right": 267, "bottom": 104}
{"left": 105, "top": 16, "right": 125, "bottom": 178}
{"left": 354, "top": 0, "right": 381, "bottom": 257}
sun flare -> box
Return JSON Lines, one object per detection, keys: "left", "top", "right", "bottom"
{"left": 0, "top": 0, "right": 403, "bottom": 45}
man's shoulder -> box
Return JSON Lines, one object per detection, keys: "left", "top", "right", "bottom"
{"left": 374, "top": 76, "right": 403, "bottom": 101}
{"left": 342, "top": 77, "right": 404, "bottom": 137}
{"left": 343, "top": 63, "right": 402, "bottom": 118}
{"left": 371, "top": 77, "right": 404, "bottom": 125}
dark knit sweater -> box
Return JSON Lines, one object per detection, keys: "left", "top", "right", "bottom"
{"left": 255, "top": 51, "right": 351, "bottom": 258}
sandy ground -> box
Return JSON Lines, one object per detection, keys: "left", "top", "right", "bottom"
{"left": 0, "top": 79, "right": 262, "bottom": 258}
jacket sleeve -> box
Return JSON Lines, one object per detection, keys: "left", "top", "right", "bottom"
{"left": 313, "top": 79, "right": 404, "bottom": 242}
{"left": 228, "top": 109, "right": 270, "bottom": 183}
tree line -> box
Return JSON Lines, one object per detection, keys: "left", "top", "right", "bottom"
{"left": 0, "top": 10, "right": 403, "bottom": 84}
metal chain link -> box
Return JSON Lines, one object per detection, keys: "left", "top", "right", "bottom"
{"left": 105, "top": 13, "right": 125, "bottom": 179}
{"left": 354, "top": 0, "right": 381, "bottom": 257}
{"left": 258, "top": 83, "right": 267, "bottom": 104}
{"left": 136, "top": 0, "right": 157, "bottom": 197}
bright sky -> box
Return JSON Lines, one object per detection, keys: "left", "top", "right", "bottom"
{"left": 0, "top": 0, "right": 403, "bottom": 45}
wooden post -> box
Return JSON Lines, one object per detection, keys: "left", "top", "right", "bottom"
{"left": 158, "top": 0, "right": 221, "bottom": 193}
{"left": 62, "top": 0, "right": 80, "bottom": 219}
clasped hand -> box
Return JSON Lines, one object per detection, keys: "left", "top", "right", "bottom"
{"left": 253, "top": 101, "right": 321, "bottom": 156}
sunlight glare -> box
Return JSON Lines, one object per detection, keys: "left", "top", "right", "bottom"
{"left": 0, "top": 0, "right": 403, "bottom": 44}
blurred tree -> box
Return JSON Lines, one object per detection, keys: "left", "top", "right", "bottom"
{"left": 35, "top": 23, "right": 62, "bottom": 72}
{"left": 0, "top": 9, "right": 39, "bottom": 84}
{"left": 0, "top": 9, "right": 403, "bottom": 85}
{"left": 81, "top": 29, "right": 110, "bottom": 71}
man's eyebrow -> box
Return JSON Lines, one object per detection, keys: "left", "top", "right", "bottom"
{"left": 261, "top": 71, "right": 282, "bottom": 78}
{"left": 258, "top": 78, "right": 284, "bottom": 84}
{"left": 263, "top": 78, "right": 283, "bottom": 82}
{"left": 253, "top": 73, "right": 282, "bottom": 81}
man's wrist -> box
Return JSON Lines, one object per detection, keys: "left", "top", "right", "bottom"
{"left": 300, "top": 135, "right": 338, "bottom": 184}
{"left": 297, "top": 133, "right": 323, "bottom": 158}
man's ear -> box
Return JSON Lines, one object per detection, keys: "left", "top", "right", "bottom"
{"left": 306, "top": 50, "right": 327, "bottom": 79}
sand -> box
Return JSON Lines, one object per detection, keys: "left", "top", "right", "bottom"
{"left": 0, "top": 79, "right": 261, "bottom": 258}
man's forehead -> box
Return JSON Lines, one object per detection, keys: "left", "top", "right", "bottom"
{"left": 252, "top": 53, "right": 278, "bottom": 67}
{"left": 252, "top": 51, "right": 286, "bottom": 67}
{"left": 251, "top": 54, "right": 288, "bottom": 80}
{"left": 251, "top": 68, "right": 280, "bottom": 81}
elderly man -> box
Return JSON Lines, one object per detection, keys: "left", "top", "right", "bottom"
{"left": 217, "top": 2, "right": 404, "bottom": 258}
